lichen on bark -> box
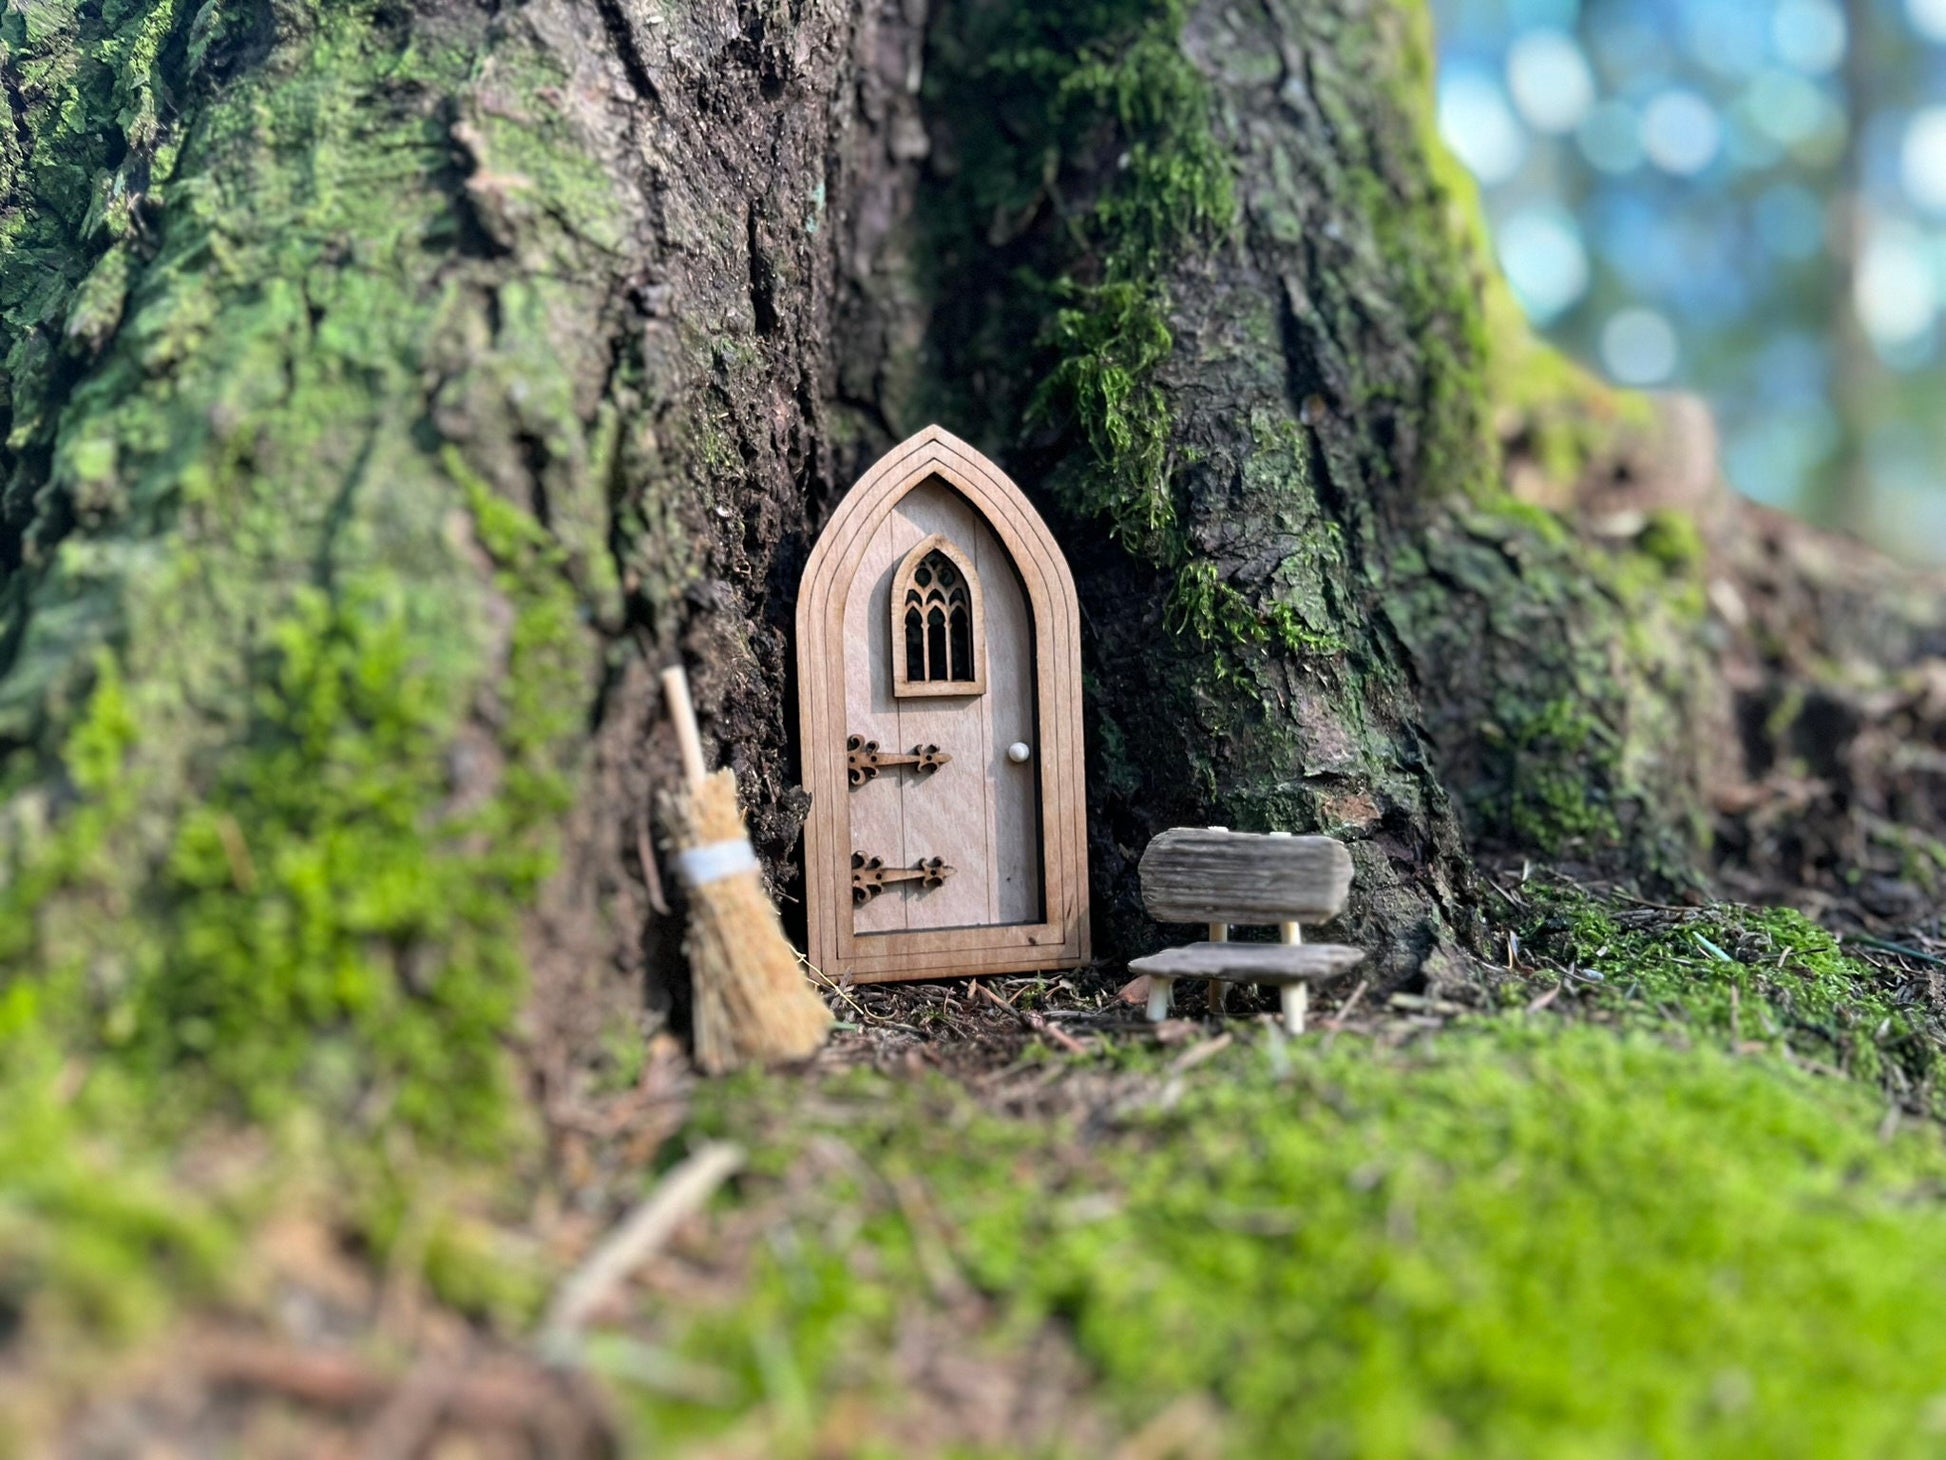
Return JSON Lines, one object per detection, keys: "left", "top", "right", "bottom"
{"left": 0, "top": 0, "right": 629, "bottom": 1135}
{"left": 0, "top": 0, "right": 958, "bottom": 1142}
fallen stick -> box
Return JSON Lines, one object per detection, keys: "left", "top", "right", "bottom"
{"left": 190, "top": 1339, "right": 616, "bottom": 1453}
{"left": 1326, "top": 977, "right": 1369, "bottom": 1029}
{"left": 539, "top": 1141, "right": 745, "bottom": 1353}
{"left": 972, "top": 979, "right": 1087, "bottom": 1054}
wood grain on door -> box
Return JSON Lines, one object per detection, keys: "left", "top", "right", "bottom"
{"left": 843, "top": 479, "right": 1042, "bottom": 934}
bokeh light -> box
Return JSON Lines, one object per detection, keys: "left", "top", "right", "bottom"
{"left": 1432, "top": 0, "right": 1946, "bottom": 561}
{"left": 1601, "top": 307, "right": 1681, "bottom": 382}
{"left": 1508, "top": 30, "right": 1597, "bottom": 132}
{"left": 1438, "top": 68, "right": 1528, "bottom": 185}
{"left": 1641, "top": 90, "right": 1723, "bottom": 175}
{"left": 1902, "top": 108, "right": 1946, "bottom": 213}
{"left": 1855, "top": 221, "right": 1938, "bottom": 352}
{"left": 1770, "top": 0, "right": 1847, "bottom": 75}
{"left": 1499, "top": 206, "right": 1593, "bottom": 320}
{"left": 1909, "top": 0, "right": 1946, "bottom": 44}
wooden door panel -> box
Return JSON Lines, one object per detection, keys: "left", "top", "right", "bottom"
{"left": 797, "top": 426, "right": 1089, "bottom": 983}
{"left": 983, "top": 534, "right": 1042, "bottom": 925}
{"left": 842, "top": 478, "right": 1044, "bottom": 936}
{"left": 884, "top": 484, "right": 996, "bottom": 931}
{"left": 844, "top": 511, "right": 921, "bottom": 933}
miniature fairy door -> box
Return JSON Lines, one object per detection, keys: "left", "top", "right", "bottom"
{"left": 796, "top": 426, "right": 1090, "bottom": 984}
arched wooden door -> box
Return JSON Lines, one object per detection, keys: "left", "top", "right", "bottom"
{"left": 796, "top": 427, "right": 1089, "bottom": 984}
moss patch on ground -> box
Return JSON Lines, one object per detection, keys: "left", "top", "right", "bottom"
{"left": 614, "top": 1022, "right": 1946, "bottom": 1457}
{"left": 9, "top": 883, "right": 1946, "bottom": 1456}
{"left": 0, "top": 1051, "right": 232, "bottom": 1357}
{"left": 1507, "top": 880, "right": 1942, "bottom": 1106}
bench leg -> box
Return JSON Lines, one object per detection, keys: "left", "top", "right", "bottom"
{"left": 1146, "top": 976, "right": 1175, "bottom": 1022}
{"left": 1205, "top": 922, "right": 1228, "bottom": 1016}
{"left": 1280, "top": 982, "right": 1308, "bottom": 1037}
{"left": 1268, "top": 914, "right": 1299, "bottom": 1027}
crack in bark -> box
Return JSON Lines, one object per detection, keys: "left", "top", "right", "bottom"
{"left": 594, "top": 0, "right": 662, "bottom": 106}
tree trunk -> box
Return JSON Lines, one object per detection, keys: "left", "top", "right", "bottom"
{"left": 2, "top": 0, "right": 1940, "bottom": 1135}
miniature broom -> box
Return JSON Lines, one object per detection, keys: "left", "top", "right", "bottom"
{"left": 659, "top": 665, "right": 833, "bottom": 1074}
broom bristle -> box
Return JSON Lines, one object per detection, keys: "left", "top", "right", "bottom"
{"left": 664, "top": 770, "right": 833, "bottom": 1075}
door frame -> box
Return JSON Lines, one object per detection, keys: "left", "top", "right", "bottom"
{"left": 796, "top": 425, "right": 1090, "bottom": 984}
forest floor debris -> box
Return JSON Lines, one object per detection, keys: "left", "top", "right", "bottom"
{"left": 15, "top": 864, "right": 1946, "bottom": 1456}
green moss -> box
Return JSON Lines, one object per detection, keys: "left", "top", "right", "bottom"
{"left": 1492, "top": 695, "right": 1624, "bottom": 850}
{"left": 352, "top": 1155, "right": 551, "bottom": 1334}
{"left": 1370, "top": 0, "right": 1707, "bottom": 876}
{"left": 625, "top": 1024, "right": 1946, "bottom": 1455}
{"left": 2, "top": 0, "right": 208, "bottom": 487}
{"left": 1055, "top": 13, "right": 1234, "bottom": 276}
{"left": 1513, "top": 883, "right": 1939, "bottom": 1098}
{"left": 1028, "top": 281, "right": 1177, "bottom": 557}
{"left": 0, "top": 1050, "right": 232, "bottom": 1345}
{"left": 0, "top": 6, "right": 637, "bottom": 1375}
{"left": 0, "top": 0, "right": 616, "bottom": 1148}
{"left": 1168, "top": 561, "right": 1347, "bottom": 671}
{"left": 927, "top": 0, "right": 1244, "bottom": 623}
{"left": 1483, "top": 290, "right": 1655, "bottom": 489}
{"left": 1638, "top": 507, "right": 1706, "bottom": 572}
{"left": 1398, "top": 486, "right": 1715, "bottom": 871}
{"left": 1384, "top": 0, "right": 1651, "bottom": 495}
{"left": 1355, "top": 0, "right": 1498, "bottom": 500}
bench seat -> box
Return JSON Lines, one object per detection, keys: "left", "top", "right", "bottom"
{"left": 1130, "top": 941, "right": 1365, "bottom": 1032}
{"left": 1128, "top": 942, "right": 1364, "bottom": 983}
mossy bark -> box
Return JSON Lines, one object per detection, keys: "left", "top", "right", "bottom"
{"left": 2, "top": 0, "right": 1940, "bottom": 1133}
{"left": 0, "top": 0, "right": 938, "bottom": 1132}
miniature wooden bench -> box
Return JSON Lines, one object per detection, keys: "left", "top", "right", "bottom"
{"left": 1127, "top": 828, "right": 1364, "bottom": 1035}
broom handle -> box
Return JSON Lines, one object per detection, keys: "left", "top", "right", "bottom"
{"left": 661, "top": 666, "right": 710, "bottom": 789}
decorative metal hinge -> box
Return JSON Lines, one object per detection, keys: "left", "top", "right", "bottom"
{"left": 851, "top": 852, "right": 955, "bottom": 902}
{"left": 846, "top": 735, "right": 952, "bottom": 787}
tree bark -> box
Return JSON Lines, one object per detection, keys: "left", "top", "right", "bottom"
{"left": 2, "top": 0, "right": 1940, "bottom": 1132}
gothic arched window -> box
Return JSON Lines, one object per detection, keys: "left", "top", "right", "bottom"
{"left": 890, "top": 535, "right": 985, "bottom": 697}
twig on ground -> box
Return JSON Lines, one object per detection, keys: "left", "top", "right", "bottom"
{"left": 1483, "top": 873, "right": 1528, "bottom": 910}
{"left": 886, "top": 1168, "right": 973, "bottom": 1305}
{"left": 973, "top": 979, "right": 1088, "bottom": 1054}
{"left": 804, "top": 967, "right": 936, "bottom": 1040}
{"left": 1387, "top": 992, "right": 1467, "bottom": 1016}
{"left": 1847, "top": 934, "right": 1946, "bottom": 968}
{"left": 188, "top": 1340, "right": 616, "bottom": 1456}
{"left": 539, "top": 1141, "right": 744, "bottom": 1354}
{"left": 803, "top": 962, "right": 877, "bottom": 1023}
{"left": 974, "top": 977, "right": 1022, "bottom": 1008}
{"left": 1169, "top": 1033, "right": 1233, "bottom": 1074}
{"left": 195, "top": 1339, "right": 389, "bottom": 1408}
{"left": 1327, "top": 979, "right": 1369, "bottom": 1030}
{"left": 1524, "top": 982, "right": 1563, "bottom": 1014}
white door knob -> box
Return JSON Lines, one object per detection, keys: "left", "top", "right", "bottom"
{"left": 1006, "top": 741, "right": 1032, "bottom": 764}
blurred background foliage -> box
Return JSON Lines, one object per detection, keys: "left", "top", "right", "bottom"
{"left": 1432, "top": 0, "right": 1946, "bottom": 560}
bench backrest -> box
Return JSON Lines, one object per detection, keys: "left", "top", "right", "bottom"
{"left": 1137, "top": 829, "right": 1351, "bottom": 926}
